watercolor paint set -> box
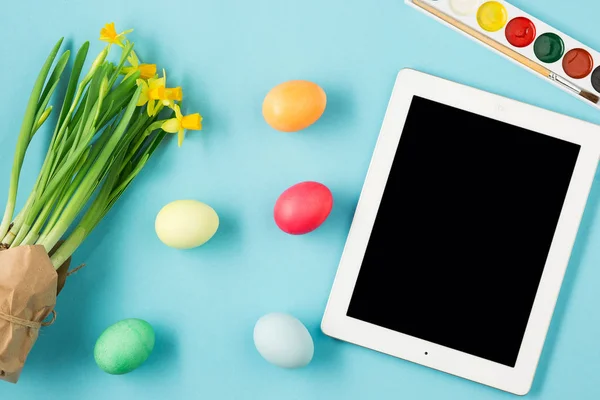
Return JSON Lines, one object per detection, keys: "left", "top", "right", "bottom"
{"left": 406, "top": 0, "right": 600, "bottom": 109}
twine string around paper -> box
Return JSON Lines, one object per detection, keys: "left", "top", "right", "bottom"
{"left": 0, "top": 309, "right": 57, "bottom": 330}
{"left": 0, "top": 263, "right": 85, "bottom": 330}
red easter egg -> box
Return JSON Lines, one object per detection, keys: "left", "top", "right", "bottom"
{"left": 274, "top": 182, "right": 333, "bottom": 235}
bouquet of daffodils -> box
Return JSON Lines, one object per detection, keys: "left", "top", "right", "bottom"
{"left": 0, "top": 23, "right": 202, "bottom": 383}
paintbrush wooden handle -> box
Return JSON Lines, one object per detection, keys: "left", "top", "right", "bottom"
{"left": 412, "top": 0, "right": 552, "bottom": 77}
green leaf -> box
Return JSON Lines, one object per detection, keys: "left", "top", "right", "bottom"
{"left": 32, "top": 106, "right": 53, "bottom": 136}
{"left": 110, "top": 153, "right": 148, "bottom": 204}
{"left": 109, "top": 121, "right": 168, "bottom": 213}
{"left": 32, "top": 78, "right": 60, "bottom": 139}
{"left": 38, "top": 86, "right": 142, "bottom": 251}
{"left": 70, "top": 64, "right": 107, "bottom": 152}
{"left": 0, "top": 37, "right": 64, "bottom": 239}
{"left": 98, "top": 72, "right": 139, "bottom": 126}
{"left": 57, "top": 42, "right": 89, "bottom": 128}
{"left": 107, "top": 41, "right": 134, "bottom": 89}
{"left": 89, "top": 147, "right": 129, "bottom": 226}
{"left": 66, "top": 90, "right": 89, "bottom": 138}
{"left": 37, "top": 49, "right": 70, "bottom": 116}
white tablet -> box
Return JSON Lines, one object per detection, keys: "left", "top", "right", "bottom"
{"left": 321, "top": 69, "right": 600, "bottom": 395}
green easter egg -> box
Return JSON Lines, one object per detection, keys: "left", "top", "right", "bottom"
{"left": 94, "top": 318, "right": 155, "bottom": 375}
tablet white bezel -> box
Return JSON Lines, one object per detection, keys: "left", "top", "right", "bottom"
{"left": 321, "top": 69, "right": 600, "bottom": 396}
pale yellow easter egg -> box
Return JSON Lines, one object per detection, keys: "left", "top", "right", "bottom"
{"left": 155, "top": 200, "right": 219, "bottom": 249}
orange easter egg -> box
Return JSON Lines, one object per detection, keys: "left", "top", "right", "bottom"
{"left": 262, "top": 80, "right": 327, "bottom": 132}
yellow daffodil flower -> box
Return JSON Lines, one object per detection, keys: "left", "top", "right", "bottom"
{"left": 161, "top": 104, "right": 202, "bottom": 147}
{"left": 136, "top": 77, "right": 163, "bottom": 116}
{"left": 153, "top": 86, "right": 183, "bottom": 108}
{"left": 99, "top": 22, "right": 133, "bottom": 47}
{"left": 136, "top": 69, "right": 183, "bottom": 116}
{"left": 122, "top": 50, "right": 157, "bottom": 80}
{"left": 148, "top": 69, "right": 183, "bottom": 107}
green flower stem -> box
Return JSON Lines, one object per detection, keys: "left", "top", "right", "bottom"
{"left": 38, "top": 86, "right": 142, "bottom": 252}
{"left": 0, "top": 38, "right": 64, "bottom": 240}
{"left": 3, "top": 36, "right": 177, "bottom": 268}
{"left": 37, "top": 137, "right": 103, "bottom": 244}
{"left": 4, "top": 44, "right": 101, "bottom": 246}
{"left": 50, "top": 226, "right": 85, "bottom": 268}
{"left": 106, "top": 42, "right": 134, "bottom": 91}
{"left": 24, "top": 146, "right": 91, "bottom": 246}
{"left": 14, "top": 58, "right": 114, "bottom": 245}
{"left": 19, "top": 189, "right": 61, "bottom": 246}
{"left": 50, "top": 114, "right": 168, "bottom": 268}
{"left": 69, "top": 66, "right": 107, "bottom": 156}
{"left": 51, "top": 148, "right": 128, "bottom": 267}
{"left": 0, "top": 196, "right": 32, "bottom": 245}
{"left": 32, "top": 50, "right": 70, "bottom": 136}
{"left": 41, "top": 47, "right": 105, "bottom": 184}
{"left": 39, "top": 116, "right": 118, "bottom": 244}
{"left": 56, "top": 42, "right": 89, "bottom": 130}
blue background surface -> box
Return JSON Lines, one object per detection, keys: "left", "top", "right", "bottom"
{"left": 1, "top": 0, "right": 600, "bottom": 398}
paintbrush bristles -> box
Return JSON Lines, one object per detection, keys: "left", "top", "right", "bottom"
{"left": 579, "top": 90, "right": 600, "bottom": 104}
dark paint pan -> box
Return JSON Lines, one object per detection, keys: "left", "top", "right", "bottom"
{"left": 590, "top": 67, "right": 600, "bottom": 93}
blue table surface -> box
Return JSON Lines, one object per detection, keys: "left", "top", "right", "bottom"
{"left": 2, "top": 0, "right": 600, "bottom": 398}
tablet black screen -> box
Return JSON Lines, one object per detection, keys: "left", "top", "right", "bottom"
{"left": 347, "top": 96, "right": 580, "bottom": 367}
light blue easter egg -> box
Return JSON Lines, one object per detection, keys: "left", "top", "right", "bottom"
{"left": 253, "top": 313, "right": 314, "bottom": 368}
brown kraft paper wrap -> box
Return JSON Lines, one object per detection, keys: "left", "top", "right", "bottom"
{"left": 0, "top": 245, "right": 57, "bottom": 383}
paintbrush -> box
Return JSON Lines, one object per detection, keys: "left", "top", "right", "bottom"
{"left": 412, "top": 0, "right": 600, "bottom": 105}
